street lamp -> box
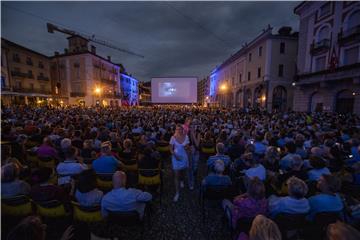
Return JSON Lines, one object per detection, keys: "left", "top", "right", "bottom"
{"left": 219, "top": 83, "right": 228, "bottom": 107}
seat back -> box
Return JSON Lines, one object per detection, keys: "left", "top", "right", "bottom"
{"left": 203, "top": 185, "right": 234, "bottom": 200}
{"left": 2, "top": 195, "right": 33, "bottom": 217}
{"left": 314, "top": 211, "right": 341, "bottom": 229}
{"left": 96, "top": 173, "right": 113, "bottom": 191}
{"left": 234, "top": 217, "right": 254, "bottom": 235}
{"left": 72, "top": 201, "right": 102, "bottom": 222}
{"left": 156, "top": 145, "right": 170, "bottom": 153}
{"left": 38, "top": 157, "right": 56, "bottom": 168}
{"left": 107, "top": 210, "right": 141, "bottom": 226}
{"left": 138, "top": 169, "right": 161, "bottom": 185}
{"left": 201, "top": 147, "right": 216, "bottom": 155}
{"left": 36, "top": 200, "right": 67, "bottom": 218}
{"left": 275, "top": 213, "right": 307, "bottom": 231}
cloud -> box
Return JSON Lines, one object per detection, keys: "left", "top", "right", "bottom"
{"left": 1, "top": 1, "right": 299, "bottom": 81}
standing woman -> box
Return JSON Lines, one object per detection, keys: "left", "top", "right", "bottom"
{"left": 170, "top": 124, "right": 190, "bottom": 202}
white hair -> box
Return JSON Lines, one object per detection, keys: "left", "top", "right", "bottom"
{"left": 60, "top": 138, "right": 72, "bottom": 149}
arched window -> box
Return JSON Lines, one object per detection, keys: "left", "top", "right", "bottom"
{"left": 346, "top": 10, "right": 360, "bottom": 30}
{"left": 317, "top": 26, "right": 330, "bottom": 42}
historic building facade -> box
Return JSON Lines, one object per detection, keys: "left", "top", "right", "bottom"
{"left": 119, "top": 73, "right": 139, "bottom": 106}
{"left": 197, "top": 76, "right": 210, "bottom": 106}
{"left": 293, "top": 1, "right": 360, "bottom": 114}
{"left": 1, "top": 38, "right": 52, "bottom": 105}
{"left": 210, "top": 26, "right": 298, "bottom": 111}
{"left": 50, "top": 36, "right": 122, "bottom": 106}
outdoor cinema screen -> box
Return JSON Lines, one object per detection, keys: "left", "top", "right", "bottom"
{"left": 151, "top": 77, "right": 198, "bottom": 103}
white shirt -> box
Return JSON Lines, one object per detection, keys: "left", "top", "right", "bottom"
{"left": 56, "top": 160, "right": 88, "bottom": 185}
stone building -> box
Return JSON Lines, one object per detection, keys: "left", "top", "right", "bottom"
{"left": 197, "top": 76, "right": 210, "bottom": 106}
{"left": 293, "top": 1, "right": 360, "bottom": 114}
{"left": 1, "top": 38, "right": 52, "bottom": 105}
{"left": 210, "top": 25, "right": 298, "bottom": 111}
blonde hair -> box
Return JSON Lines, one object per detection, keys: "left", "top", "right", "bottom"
{"left": 327, "top": 221, "right": 360, "bottom": 240}
{"left": 249, "top": 215, "right": 282, "bottom": 240}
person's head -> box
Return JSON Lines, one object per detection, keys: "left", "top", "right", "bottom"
{"left": 83, "top": 139, "right": 93, "bottom": 149}
{"left": 175, "top": 124, "right": 184, "bottom": 136}
{"left": 74, "top": 130, "right": 82, "bottom": 138}
{"left": 65, "top": 146, "right": 77, "bottom": 160}
{"left": 213, "top": 160, "right": 225, "bottom": 175}
{"left": 327, "top": 221, "right": 360, "bottom": 240}
{"left": 123, "top": 139, "right": 133, "bottom": 150}
{"left": 7, "top": 216, "right": 46, "bottom": 240}
{"left": 287, "top": 176, "right": 308, "bottom": 199}
{"left": 295, "top": 134, "right": 305, "bottom": 147}
{"left": 310, "top": 156, "right": 327, "bottom": 169}
{"left": 16, "top": 134, "right": 28, "bottom": 144}
{"left": 42, "top": 137, "right": 52, "bottom": 146}
{"left": 1, "top": 163, "right": 19, "bottom": 183}
{"left": 101, "top": 141, "right": 112, "bottom": 155}
{"left": 317, "top": 174, "right": 341, "bottom": 194}
{"left": 32, "top": 167, "right": 53, "bottom": 184}
{"left": 112, "top": 171, "right": 126, "bottom": 189}
{"left": 61, "top": 138, "right": 72, "bottom": 150}
{"left": 311, "top": 147, "right": 323, "bottom": 157}
{"left": 291, "top": 155, "right": 303, "bottom": 170}
{"left": 285, "top": 141, "right": 296, "bottom": 154}
{"left": 216, "top": 142, "right": 225, "bottom": 155}
{"left": 249, "top": 215, "right": 281, "bottom": 240}
{"left": 247, "top": 177, "right": 265, "bottom": 200}
{"left": 77, "top": 169, "right": 97, "bottom": 193}
{"left": 265, "top": 147, "right": 280, "bottom": 162}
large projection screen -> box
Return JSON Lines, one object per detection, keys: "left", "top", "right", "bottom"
{"left": 151, "top": 77, "right": 198, "bottom": 103}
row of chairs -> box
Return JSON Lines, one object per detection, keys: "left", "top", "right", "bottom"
{"left": 2, "top": 195, "right": 151, "bottom": 238}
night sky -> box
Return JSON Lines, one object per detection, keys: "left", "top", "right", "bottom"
{"left": 1, "top": 1, "right": 299, "bottom": 82}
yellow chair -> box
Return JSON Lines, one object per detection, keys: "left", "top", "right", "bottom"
{"left": 38, "top": 156, "right": 56, "bottom": 169}
{"left": 156, "top": 145, "right": 170, "bottom": 153}
{"left": 96, "top": 173, "right": 113, "bottom": 191}
{"left": 35, "top": 200, "right": 67, "bottom": 218}
{"left": 201, "top": 147, "right": 215, "bottom": 155}
{"left": 72, "top": 201, "right": 102, "bottom": 223}
{"left": 138, "top": 168, "right": 163, "bottom": 203}
{"left": 2, "top": 195, "right": 33, "bottom": 217}
{"left": 122, "top": 158, "right": 138, "bottom": 172}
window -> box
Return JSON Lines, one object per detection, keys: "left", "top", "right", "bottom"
{"left": 346, "top": 10, "right": 360, "bottom": 30}
{"left": 315, "top": 56, "right": 326, "bottom": 71}
{"left": 344, "top": 46, "right": 359, "bottom": 65}
{"left": 15, "top": 81, "right": 22, "bottom": 89}
{"left": 38, "top": 61, "right": 44, "bottom": 69}
{"left": 258, "top": 46, "right": 262, "bottom": 56}
{"left": 280, "top": 42, "right": 285, "bottom": 54}
{"left": 248, "top": 53, "right": 252, "bottom": 62}
{"left": 26, "top": 57, "right": 33, "bottom": 65}
{"left": 1, "top": 76, "right": 5, "bottom": 88}
{"left": 319, "top": 2, "right": 331, "bottom": 18}
{"left": 278, "top": 64, "right": 284, "bottom": 77}
{"left": 13, "top": 53, "right": 20, "bottom": 62}
{"left": 239, "top": 73, "right": 242, "bottom": 83}
{"left": 248, "top": 72, "right": 251, "bottom": 81}
{"left": 317, "top": 26, "right": 330, "bottom": 42}
{"left": 257, "top": 67, "right": 261, "bottom": 78}
{"left": 40, "top": 84, "right": 45, "bottom": 92}
{"left": 28, "top": 70, "right": 33, "bottom": 78}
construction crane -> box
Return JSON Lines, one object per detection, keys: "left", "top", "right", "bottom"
{"left": 47, "top": 23, "right": 144, "bottom": 58}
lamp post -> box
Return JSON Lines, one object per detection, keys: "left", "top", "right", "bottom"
{"left": 219, "top": 83, "right": 228, "bottom": 107}
{"left": 94, "top": 86, "right": 102, "bottom": 107}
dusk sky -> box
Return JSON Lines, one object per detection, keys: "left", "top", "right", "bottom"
{"left": 1, "top": 1, "right": 300, "bottom": 82}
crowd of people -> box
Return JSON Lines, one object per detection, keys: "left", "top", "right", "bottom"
{"left": 1, "top": 105, "right": 360, "bottom": 239}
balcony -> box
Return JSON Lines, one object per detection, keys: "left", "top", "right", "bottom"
{"left": 11, "top": 71, "right": 29, "bottom": 78}
{"left": 12, "top": 87, "right": 52, "bottom": 95}
{"left": 338, "top": 25, "right": 360, "bottom": 46}
{"left": 101, "top": 78, "right": 116, "bottom": 85}
{"left": 70, "top": 92, "right": 86, "bottom": 97}
{"left": 310, "top": 39, "right": 330, "bottom": 55}
{"left": 37, "top": 75, "right": 49, "bottom": 81}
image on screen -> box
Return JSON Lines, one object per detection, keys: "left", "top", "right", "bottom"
{"left": 151, "top": 77, "right": 197, "bottom": 103}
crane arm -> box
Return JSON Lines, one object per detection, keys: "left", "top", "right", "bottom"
{"left": 47, "top": 23, "right": 144, "bottom": 58}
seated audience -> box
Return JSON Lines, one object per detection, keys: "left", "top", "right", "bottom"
{"left": 307, "top": 156, "right": 331, "bottom": 181}
{"left": 327, "top": 221, "right": 360, "bottom": 240}
{"left": 202, "top": 160, "right": 232, "bottom": 188}
{"left": 101, "top": 171, "right": 152, "bottom": 218}
{"left": 269, "top": 176, "right": 310, "bottom": 217}
{"left": 279, "top": 141, "right": 300, "bottom": 170}
{"left": 237, "top": 214, "right": 282, "bottom": 240}
{"left": 308, "top": 174, "right": 344, "bottom": 220}
{"left": 1, "top": 163, "right": 30, "bottom": 198}
{"left": 75, "top": 169, "right": 103, "bottom": 207}
{"left": 92, "top": 141, "right": 122, "bottom": 174}
{"left": 222, "top": 177, "right": 268, "bottom": 228}
{"left": 277, "top": 155, "right": 307, "bottom": 187}
{"left": 207, "top": 142, "right": 231, "bottom": 171}
{"left": 36, "top": 137, "right": 58, "bottom": 159}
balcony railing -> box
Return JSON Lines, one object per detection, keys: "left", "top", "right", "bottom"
{"left": 37, "top": 75, "right": 49, "bottom": 81}
{"left": 310, "top": 39, "right": 330, "bottom": 55}
{"left": 70, "top": 92, "right": 86, "bottom": 97}
{"left": 101, "top": 78, "right": 116, "bottom": 85}
{"left": 11, "top": 71, "right": 29, "bottom": 78}
{"left": 338, "top": 25, "right": 360, "bottom": 45}
{"left": 12, "top": 87, "right": 52, "bottom": 95}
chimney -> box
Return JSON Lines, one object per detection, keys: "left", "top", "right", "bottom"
{"left": 54, "top": 51, "right": 59, "bottom": 56}
{"left": 107, "top": 56, "right": 111, "bottom": 61}
{"left": 91, "top": 45, "right": 96, "bottom": 54}
{"left": 278, "top": 26, "right": 292, "bottom": 36}
{"left": 64, "top": 48, "right": 69, "bottom": 54}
